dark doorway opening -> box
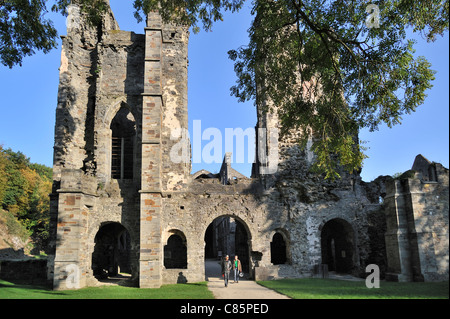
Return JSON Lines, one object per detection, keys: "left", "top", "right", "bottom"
{"left": 271, "top": 233, "right": 287, "bottom": 265}
{"left": 92, "top": 222, "right": 131, "bottom": 280}
{"left": 204, "top": 216, "right": 250, "bottom": 274}
{"left": 321, "top": 218, "right": 355, "bottom": 274}
{"left": 204, "top": 223, "right": 215, "bottom": 259}
{"left": 164, "top": 234, "right": 187, "bottom": 269}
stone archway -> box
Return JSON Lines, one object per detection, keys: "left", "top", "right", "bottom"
{"left": 321, "top": 218, "right": 355, "bottom": 274}
{"left": 164, "top": 230, "right": 188, "bottom": 269}
{"left": 204, "top": 216, "right": 251, "bottom": 275}
{"left": 92, "top": 222, "right": 132, "bottom": 280}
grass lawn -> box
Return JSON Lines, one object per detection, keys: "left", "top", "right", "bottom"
{"left": 0, "top": 279, "right": 214, "bottom": 299}
{"left": 257, "top": 278, "right": 449, "bottom": 299}
{"left": 1, "top": 278, "right": 448, "bottom": 299}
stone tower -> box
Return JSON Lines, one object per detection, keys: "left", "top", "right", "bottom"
{"left": 48, "top": 3, "right": 189, "bottom": 289}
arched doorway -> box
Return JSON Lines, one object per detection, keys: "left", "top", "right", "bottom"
{"left": 164, "top": 231, "right": 187, "bottom": 269}
{"left": 321, "top": 218, "right": 355, "bottom": 274}
{"left": 204, "top": 216, "right": 251, "bottom": 276}
{"left": 271, "top": 233, "right": 287, "bottom": 265}
{"left": 92, "top": 222, "right": 132, "bottom": 281}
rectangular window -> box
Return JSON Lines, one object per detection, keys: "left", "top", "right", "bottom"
{"left": 111, "top": 137, "right": 134, "bottom": 179}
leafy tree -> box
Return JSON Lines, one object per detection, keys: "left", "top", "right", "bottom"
{"left": 29, "top": 163, "right": 53, "bottom": 181}
{"left": 228, "top": 0, "right": 446, "bottom": 178}
{"left": 0, "top": 147, "right": 52, "bottom": 252}
{"left": 0, "top": 0, "right": 58, "bottom": 68}
{"left": 0, "top": 146, "right": 8, "bottom": 203}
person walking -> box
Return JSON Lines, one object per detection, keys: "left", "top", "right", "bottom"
{"left": 221, "top": 255, "right": 232, "bottom": 287}
{"left": 233, "top": 255, "right": 242, "bottom": 283}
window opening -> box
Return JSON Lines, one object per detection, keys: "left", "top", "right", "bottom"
{"left": 110, "top": 107, "right": 135, "bottom": 179}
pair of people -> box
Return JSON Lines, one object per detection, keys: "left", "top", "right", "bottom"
{"left": 221, "top": 255, "right": 242, "bottom": 287}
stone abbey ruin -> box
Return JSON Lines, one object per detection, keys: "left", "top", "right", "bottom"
{"left": 46, "top": 4, "right": 448, "bottom": 289}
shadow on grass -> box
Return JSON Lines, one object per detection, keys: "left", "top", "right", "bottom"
{"left": 0, "top": 279, "right": 67, "bottom": 299}
{"left": 0, "top": 279, "right": 215, "bottom": 299}
{"left": 0, "top": 279, "right": 50, "bottom": 291}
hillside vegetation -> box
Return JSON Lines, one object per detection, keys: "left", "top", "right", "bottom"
{"left": 0, "top": 146, "right": 52, "bottom": 257}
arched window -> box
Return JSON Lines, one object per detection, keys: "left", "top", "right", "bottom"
{"left": 164, "top": 234, "right": 187, "bottom": 269}
{"left": 271, "top": 232, "right": 287, "bottom": 265}
{"left": 110, "top": 107, "right": 135, "bottom": 179}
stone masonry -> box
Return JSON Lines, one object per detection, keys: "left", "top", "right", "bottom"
{"left": 47, "top": 3, "right": 449, "bottom": 289}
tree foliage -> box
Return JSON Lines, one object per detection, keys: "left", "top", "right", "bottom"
{"left": 0, "top": 146, "right": 52, "bottom": 251}
{"left": 228, "top": 0, "right": 446, "bottom": 178}
{"left": 0, "top": 0, "right": 58, "bottom": 68}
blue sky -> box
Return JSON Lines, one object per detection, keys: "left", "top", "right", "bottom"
{"left": 0, "top": 1, "right": 448, "bottom": 182}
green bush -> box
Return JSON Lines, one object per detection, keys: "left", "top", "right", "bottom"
{"left": 4, "top": 210, "right": 31, "bottom": 243}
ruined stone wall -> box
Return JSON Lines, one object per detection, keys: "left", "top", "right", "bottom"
{"left": 252, "top": 91, "right": 384, "bottom": 279}
{"left": 137, "top": 11, "right": 191, "bottom": 288}
{"left": 0, "top": 259, "right": 48, "bottom": 284}
{"left": 160, "top": 26, "right": 190, "bottom": 192}
{"left": 52, "top": 5, "right": 144, "bottom": 179}
{"left": 93, "top": 29, "right": 144, "bottom": 183}
{"left": 415, "top": 172, "right": 449, "bottom": 281}
{"left": 51, "top": 169, "right": 94, "bottom": 289}
{"left": 160, "top": 178, "right": 273, "bottom": 284}
{"left": 156, "top": 169, "right": 388, "bottom": 284}
{"left": 384, "top": 161, "right": 449, "bottom": 282}
{"left": 47, "top": 4, "right": 448, "bottom": 289}
{"left": 156, "top": 150, "right": 447, "bottom": 285}
{"left": 50, "top": 5, "right": 144, "bottom": 289}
